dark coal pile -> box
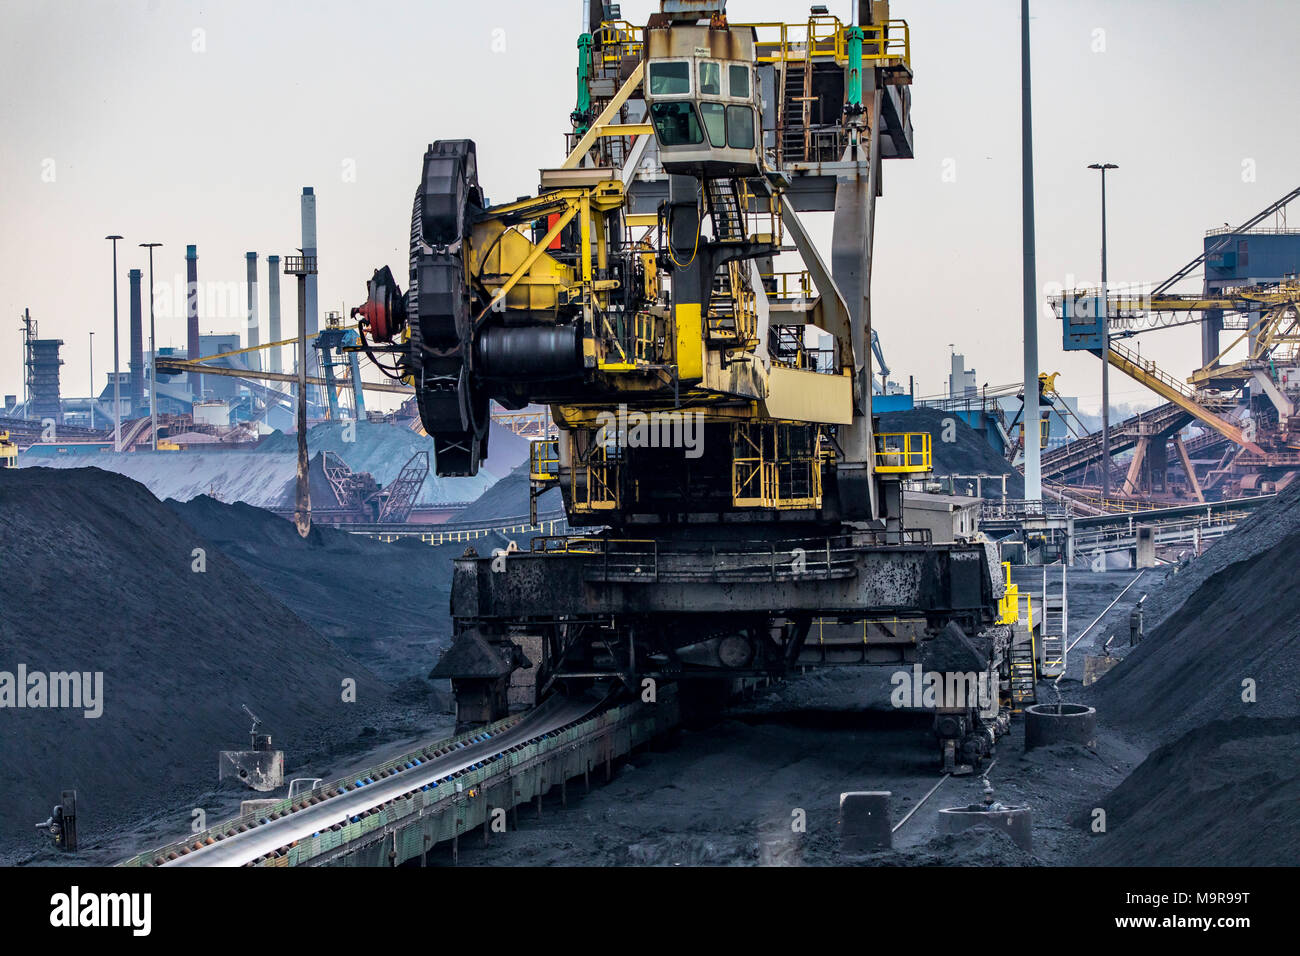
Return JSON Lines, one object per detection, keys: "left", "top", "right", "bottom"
{"left": 1143, "top": 479, "right": 1300, "bottom": 631}
{"left": 167, "top": 495, "right": 476, "bottom": 682}
{"left": 1083, "top": 717, "right": 1300, "bottom": 866}
{"left": 1077, "top": 492, "right": 1300, "bottom": 865}
{"left": 0, "top": 467, "right": 389, "bottom": 861}
{"left": 892, "top": 827, "right": 1040, "bottom": 867}
{"left": 452, "top": 462, "right": 559, "bottom": 525}
{"left": 1088, "top": 527, "right": 1300, "bottom": 735}
{"left": 879, "top": 407, "right": 1023, "bottom": 498}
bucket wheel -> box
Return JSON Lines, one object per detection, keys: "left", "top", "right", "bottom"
{"left": 408, "top": 139, "right": 490, "bottom": 476}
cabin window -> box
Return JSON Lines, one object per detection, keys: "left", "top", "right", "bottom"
{"left": 699, "top": 60, "right": 722, "bottom": 96}
{"left": 649, "top": 61, "right": 691, "bottom": 96}
{"left": 699, "top": 102, "right": 727, "bottom": 147}
{"left": 726, "top": 106, "right": 756, "bottom": 149}
{"left": 651, "top": 102, "right": 704, "bottom": 145}
{"left": 729, "top": 64, "right": 750, "bottom": 99}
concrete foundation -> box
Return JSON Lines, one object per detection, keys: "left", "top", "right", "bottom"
{"left": 1024, "top": 702, "right": 1097, "bottom": 750}
{"left": 938, "top": 804, "right": 1032, "bottom": 852}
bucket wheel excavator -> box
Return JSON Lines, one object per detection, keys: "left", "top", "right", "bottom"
{"left": 352, "top": 1, "right": 1012, "bottom": 773}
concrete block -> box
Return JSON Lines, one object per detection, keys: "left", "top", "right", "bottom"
{"left": 219, "top": 749, "right": 285, "bottom": 792}
{"left": 839, "top": 791, "right": 892, "bottom": 852}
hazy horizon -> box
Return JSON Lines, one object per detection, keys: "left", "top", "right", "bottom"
{"left": 3, "top": 0, "right": 1297, "bottom": 417}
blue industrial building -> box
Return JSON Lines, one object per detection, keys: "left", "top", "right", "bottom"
{"left": 1201, "top": 228, "right": 1300, "bottom": 364}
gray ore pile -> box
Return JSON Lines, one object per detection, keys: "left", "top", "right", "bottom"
{"left": 0, "top": 467, "right": 391, "bottom": 861}
{"left": 1080, "top": 484, "right": 1300, "bottom": 865}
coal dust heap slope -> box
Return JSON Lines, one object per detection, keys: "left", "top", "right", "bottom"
{"left": 1088, "top": 496, "right": 1300, "bottom": 734}
{"left": 167, "top": 494, "right": 478, "bottom": 681}
{"left": 1081, "top": 487, "right": 1300, "bottom": 865}
{"left": 0, "top": 467, "right": 387, "bottom": 857}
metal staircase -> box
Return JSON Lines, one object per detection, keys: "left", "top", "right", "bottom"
{"left": 779, "top": 59, "right": 810, "bottom": 165}
{"left": 1009, "top": 627, "right": 1038, "bottom": 712}
{"left": 705, "top": 178, "right": 746, "bottom": 241}
{"left": 1008, "top": 589, "right": 1038, "bottom": 711}
{"left": 1038, "top": 566, "right": 1068, "bottom": 678}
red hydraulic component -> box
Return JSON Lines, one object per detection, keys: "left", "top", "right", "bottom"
{"left": 353, "top": 265, "right": 406, "bottom": 342}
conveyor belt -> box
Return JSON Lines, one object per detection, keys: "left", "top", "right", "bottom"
{"left": 163, "top": 694, "right": 604, "bottom": 867}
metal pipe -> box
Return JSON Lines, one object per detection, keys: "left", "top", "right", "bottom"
{"left": 186, "top": 245, "right": 201, "bottom": 401}
{"left": 267, "top": 255, "right": 282, "bottom": 373}
{"left": 106, "top": 236, "right": 122, "bottom": 451}
{"left": 128, "top": 268, "right": 144, "bottom": 416}
{"left": 1066, "top": 570, "right": 1144, "bottom": 654}
{"left": 300, "top": 189, "right": 318, "bottom": 397}
{"left": 295, "top": 269, "right": 310, "bottom": 537}
{"left": 245, "top": 252, "right": 260, "bottom": 372}
{"left": 1020, "top": 0, "right": 1041, "bottom": 500}
{"left": 892, "top": 773, "right": 950, "bottom": 833}
{"left": 140, "top": 243, "right": 162, "bottom": 450}
{"left": 1088, "top": 163, "right": 1119, "bottom": 500}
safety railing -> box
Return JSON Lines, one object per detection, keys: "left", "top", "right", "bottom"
{"left": 529, "top": 438, "right": 560, "bottom": 483}
{"left": 998, "top": 562, "right": 1020, "bottom": 625}
{"left": 540, "top": 534, "right": 871, "bottom": 583}
{"left": 1108, "top": 340, "right": 1195, "bottom": 398}
{"left": 982, "top": 498, "right": 1073, "bottom": 521}
{"left": 1065, "top": 491, "right": 1163, "bottom": 514}
{"left": 874, "top": 432, "right": 932, "bottom": 474}
{"left": 594, "top": 20, "right": 644, "bottom": 65}
{"left": 761, "top": 270, "right": 814, "bottom": 300}
{"left": 749, "top": 17, "right": 910, "bottom": 68}
{"left": 731, "top": 423, "right": 824, "bottom": 509}
{"left": 361, "top": 515, "right": 567, "bottom": 547}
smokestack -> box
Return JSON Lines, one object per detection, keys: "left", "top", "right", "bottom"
{"left": 245, "top": 252, "right": 260, "bottom": 371}
{"left": 128, "top": 268, "right": 144, "bottom": 414}
{"left": 301, "top": 188, "right": 319, "bottom": 385}
{"left": 267, "top": 255, "right": 282, "bottom": 373}
{"left": 186, "top": 245, "right": 201, "bottom": 401}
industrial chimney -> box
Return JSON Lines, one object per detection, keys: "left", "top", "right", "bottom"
{"left": 267, "top": 255, "right": 282, "bottom": 373}
{"left": 186, "top": 245, "right": 201, "bottom": 401}
{"left": 301, "top": 188, "right": 319, "bottom": 385}
{"left": 245, "top": 252, "right": 261, "bottom": 371}
{"left": 128, "top": 268, "right": 144, "bottom": 415}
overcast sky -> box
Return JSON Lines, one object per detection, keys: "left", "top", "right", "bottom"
{"left": 2, "top": 0, "right": 1297, "bottom": 414}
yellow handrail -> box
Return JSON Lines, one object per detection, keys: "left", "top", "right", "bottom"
{"left": 874, "top": 432, "right": 932, "bottom": 473}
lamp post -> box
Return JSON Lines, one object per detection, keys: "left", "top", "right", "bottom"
{"left": 1020, "top": 0, "right": 1041, "bottom": 501}
{"left": 140, "top": 242, "right": 162, "bottom": 450}
{"left": 106, "top": 235, "right": 123, "bottom": 451}
{"left": 1087, "top": 162, "right": 1118, "bottom": 499}
{"left": 88, "top": 330, "right": 94, "bottom": 426}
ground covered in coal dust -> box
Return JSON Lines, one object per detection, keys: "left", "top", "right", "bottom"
{"left": 6, "top": 461, "right": 1297, "bottom": 867}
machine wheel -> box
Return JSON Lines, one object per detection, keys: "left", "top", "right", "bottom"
{"left": 407, "top": 141, "right": 489, "bottom": 476}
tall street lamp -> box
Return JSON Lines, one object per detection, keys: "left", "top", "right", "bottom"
{"left": 106, "top": 235, "right": 123, "bottom": 451}
{"left": 1088, "top": 162, "right": 1118, "bottom": 500}
{"left": 140, "top": 242, "right": 162, "bottom": 450}
{"left": 88, "top": 330, "right": 94, "bottom": 425}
